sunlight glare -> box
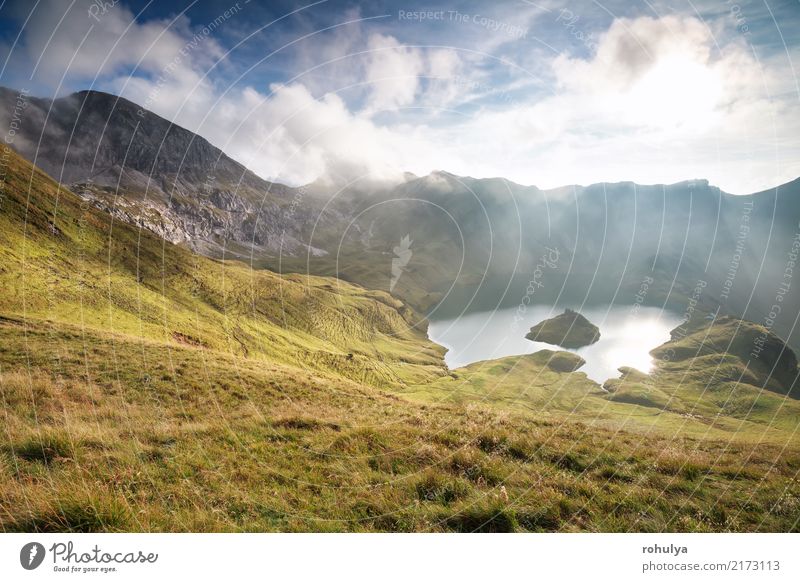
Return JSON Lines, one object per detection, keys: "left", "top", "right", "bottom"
{"left": 626, "top": 56, "right": 721, "bottom": 130}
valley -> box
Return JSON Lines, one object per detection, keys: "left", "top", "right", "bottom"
{"left": 6, "top": 89, "right": 800, "bottom": 351}
{"left": 1, "top": 93, "right": 799, "bottom": 533}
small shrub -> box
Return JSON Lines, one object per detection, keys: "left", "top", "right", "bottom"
{"left": 476, "top": 433, "right": 509, "bottom": 455}
{"left": 272, "top": 417, "right": 340, "bottom": 431}
{"left": 681, "top": 463, "right": 705, "bottom": 481}
{"left": 434, "top": 430, "right": 463, "bottom": 448}
{"left": 505, "top": 440, "right": 534, "bottom": 461}
{"left": 545, "top": 451, "right": 586, "bottom": 473}
{"left": 330, "top": 428, "right": 387, "bottom": 454}
{"left": 558, "top": 497, "right": 580, "bottom": 518}
{"left": 449, "top": 451, "right": 505, "bottom": 486}
{"left": 598, "top": 466, "right": 634, "bottom": 483}
{"left": 473, "top": 433, "right": 532, "bottom": 461}
{"left": 717, "top": 467, "right": 760, "bottom": 481}
{"left": 369, "top": 453, "right": 413, "bottom": 475}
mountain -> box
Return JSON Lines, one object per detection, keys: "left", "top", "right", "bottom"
{"left": 649, "top": 315, "right": 800, "bottom": 398}
{"left": 4, "top": 88, "right": 800, "bottom": 354}
{"left": 279, "top": 169, "right": 800, "bottom": 360}
{"left": 1, "top": 117, "right": 799, "bottom": 532}
{"left": 414, "top": 313, "right": 800, "bottom": 434}
{"left": 0, "top": 87, "right": 327, "bottom": 258}
{"left": 0, "top": 142, "right": 447, "bottom": 389}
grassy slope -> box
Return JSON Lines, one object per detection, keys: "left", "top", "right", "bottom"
{"left": 407, "top": 351, "right": 800, "bottom": 444}
{"left": 1, "top": 147, "right": 799, "bottom": 531}
{"left": 0, "top": 147, "right": 447, "bottom": 389}
{"left": 2, "top": 322, "right": 799, "bottom": 532}
{"left": 410, "top": 314, "right": 800, "bottom": 443}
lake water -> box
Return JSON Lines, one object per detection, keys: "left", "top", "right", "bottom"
{"left": 427, "top": 305, "right": 684, "bottom": 383}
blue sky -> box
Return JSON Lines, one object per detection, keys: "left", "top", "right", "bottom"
{"left": 0, "top": 0, "right": 798, "bottom": 192}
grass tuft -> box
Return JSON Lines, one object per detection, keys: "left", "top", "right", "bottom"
{"left": 11, "top": 496, "right": 131, "bottom": 532}
{"left": 11, "top": 431, "right": 75, "bottom": 464}
{"left": 444, "top": 502, "right": 518, "bottom": 532}
{"left": 415, "top": 472, "right": 471, "bottom": 505}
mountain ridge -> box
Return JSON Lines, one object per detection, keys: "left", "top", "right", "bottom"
{"left": 2, "top": 105, "right": 800, "bottom": 533}
{"left": 5, "top": 88, "right": 799, "bottom": 204}
{"left": 0, "top": 87, "right": 327, "bottom": 257}
{"left": 5, "top": 87, "right": 800, "bottom": 354}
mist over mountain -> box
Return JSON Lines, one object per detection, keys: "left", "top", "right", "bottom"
{"left": 0, "top": 87, "right": 328, "bottom": 257}
{"left": 297, "top": 164, "right": 800, "bottom": 351}
{"left": 3, "top": 0, "right": 800, "bottom": 542}
{"left": 4, "top": 87, "right": 800, "bottom": 349}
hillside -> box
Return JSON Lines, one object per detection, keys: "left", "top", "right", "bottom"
{"left": 0, "top": 144, "right": 447, "bottom": 388}
{"left": 0, "top": 88, "right": 325, "bottom": 257}
{"left": 406, "top": 330, "right": 800, "bottom": 444}
{"left": 1, "top": 146, "right": 799, "bottom": 532}
{"left": 5, "top": 90, "right": 800, "bottom": 353}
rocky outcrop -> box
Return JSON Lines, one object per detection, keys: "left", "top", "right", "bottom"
{"left": 0, "top": 87, "right": 326, "bottom": 258}
{"left": 528, "top": 349, "right": 587, "bottom": 373}
{"left": 526, "top": 309, "right": 600, "bottom": 349}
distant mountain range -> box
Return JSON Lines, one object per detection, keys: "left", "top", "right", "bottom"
{"left": 3, "top": 87, "right": 800, "bottom": 349}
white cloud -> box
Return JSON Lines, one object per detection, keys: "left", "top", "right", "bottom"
{"left": 114, "top": 11, "right": 800, "bottom": 192}
{"left": 440, "top": 15, "right": 800, "bottom": 193}
{"left": 554, "top": 16, "right": 714, "bottom": 90}
{"left": 420, "top": 48, "right": 468, "bottom": 109}
{"left": 149, "top": 82, "right": 458, "bottom": 187}
{"left": 7, "top": 3, "right": 797, "bottom": 194}
{"left": 110, "top": 22, "right": 469, "bottom": 186}
{"left": 361, "top": 33, "right": 423, "bottom": 115}
{"left": 15, "top": 0, "right": 221, "bottom": 84}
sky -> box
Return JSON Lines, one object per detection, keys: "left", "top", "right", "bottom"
{"left": 0, "top": 0, "right": 798, "bottom": 193}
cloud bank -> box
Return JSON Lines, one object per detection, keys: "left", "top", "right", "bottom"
{"left": 0, "top": 0, "right": 797, "bottom": 193}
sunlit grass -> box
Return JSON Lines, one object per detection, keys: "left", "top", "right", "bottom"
{"left": 0, "top": 147, "right": 799, "bottom": 532}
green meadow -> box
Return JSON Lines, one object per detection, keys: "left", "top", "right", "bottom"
{"left": 1, "top": 148, "right": 798, "bottom": 532}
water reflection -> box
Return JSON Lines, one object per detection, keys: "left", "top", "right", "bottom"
{"left": 427, "top": 305, "right": 683, "bottom": 383}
